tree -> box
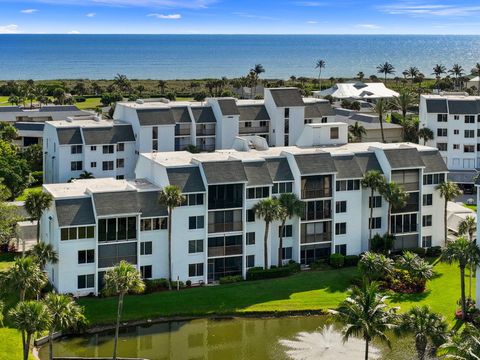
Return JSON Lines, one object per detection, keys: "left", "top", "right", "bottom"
{"left": 473, "top": 62, "right": 480, "bottom": 95}
{"left": 315, "top": 59, "right": 326, "bottom": 90}
{"left": 449, "top": 64, "right": 465, "bottom": 89}
{"left": 29, "top": 242, "right": 58, "bottom": 270}
{"left": 437, "top": 181, "right": 461, "bottom": 246}
{"left": 24, "top": 189, "right": 53, "bottom": 244}
{"left": 437, "top": 323, "right": 480, "bottom": 359}
{"left": 442, "top": 237, "right": 480, "bottom": 320}
{"left": 432, "top": 64, "right": 447, "bottom": 91}
{"left": 361, "top": 170, "right": 385, "bottom": 245}
{"left": 418, "top": 127, "right": 434, "bottom": 145}
{"left": 9, "top": 301, "right": 52, "bottom": 360}
{"left": 458, "top": 215, "right": 477, "bottom": 298}
{"left": 157, "top": 80, "right": 167, "bottom": 94}
{"left": 253, "top": 198, "right": 282, "bottom": 269}
{"left": 393, "top": 90, "right": 413, "bottom": 122}
{"left": 373, "top": 99, "right": 389, "bottom": 143}
{"left": 21, "top": 143, "right": 43, "bottom": 171}
{"left": 52, "top": 88, "right": 66, "bottom": 105}
{"left": 357, "top": 71, "right": 365, "bottom": 81}
{"left": 44, "top": 293, "right": 86, "bottom": 360}
{"left": 159, "top": 185, "right": 185, "bottom": 290}
{"left": 250, "top": 64, "right": 265, "bottom": 98}
{"left": 348, "top": 121, "right": 367, "bottom": 142}
{"left": 397, "top": 251, "right": 434, "bottom": 284}
{"left": 330, "top": 281, "right": 397, "bottom": 360}
{"left": 406, "top": 67, "right": 420, "bottom": 84}
{"left": 376, "top": 62, "right": 395, "bottom": 83}
{"left": 0, "top": 140, "right": 30, "bottom": 198}
{"left": 380, "top": 182, "right": 408, "bottom": 235}
{"left": 5, "top": 256, "right": 47, "bottom": 301}
{"left": 78, "top": 170, "right": 95, "bottom": 179}
{"left": 113, "top": 73, "right": 131, "bottom": 94}
{"left": 396, "top": 306, "right": 447, "bottom": 360}
{"left": 0, "top": 122, "right": 18, "bottom": 142}
{"left": 0, "top": 199, "right": 20, "bottom": 248}
{"left": 277, "top": 193, "right": 304, "bottom": 266}
{"left": 358, "top": 251, "right": 394, "bottom": 281}
{"left": 103, "top": 261, "right": 145, "bottom": 360}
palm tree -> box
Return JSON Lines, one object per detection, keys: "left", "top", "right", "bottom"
{"left": 396, "top": 306, "right": 447, "bottom": 360}
{"left": 253, "top": 198, "right": 282, "bottom": 269}
{"left": 250, "top": 64, "right": 265, "bottom": 98}
{"left": 6, "top": 256, "right": 47, "bottom": 301}
{"left": 29, "top": 242, "right": 58, "bottom": 270}
{"left": 24, "top": 189, "right": 53, "bottom": 243}
{"left": 330, "top": 281, "right": 397, "bottom": 360}
{"left": 437, "top": 323, "right": 480, "bottom": 359}
{"left": 113, "top": 73, "right": 131, "bottom": 94}
{"left": 449, "top": 64, "right": 464, "bottom": 89}
{"left": 361, "top": 171, "right": 385, "bottom": 245}
{"left": 458, "top": 215, "right": 477, "bottom": 299}
{"left": 442, "top": 237, "right": 480, "bottom": 320}
{"left": 0, "top": 300, "right": 4, "bottom": 327}
{"left": 159, "top": 185, "right": 185, "bottom": 290}
{"left": 44, "top": 293, "right": 86, "bottom": 360}
{"left": 358, "top": 251, "right": 394, "bottom": 281}
{"left": 348, "top": 121, "right": 367, "bottom": 142}
{"left": 103, "top": 261, "right": 145, "bottom": 360}
{"left": 432, "top": 64, "right": 447, "bottom": 91}
{"left": 357, "top": 71, "right": 365, "bottom": 81}
{"left": 397, "top": 251, "right": 434, "bottom": 284}
{"left": 418, "top": 127, "right": 434, "bottom": 145}
{"left": 79, "top": 170, "right": 95, "bottom": 179}
{"left": 277, "top": 193, "right": 304, "bottom": 266}
{"left": 373, "top": 99, "right": 389, "bottom": 143}
{"left": 157, "top": 80, "right": 167, "bottom": 95}
{"left": 9, "top": 301, "right": 52, "bottom": 360}
{"left": 474, "top": 62, "right": 480, "bottom": 95}
{"left": 393, "top": 90, "right": 413, "bottom": 121}
{"left": 406, "top": 67, "right": 420, "bottom": 84}
{"left": 380, "top": 182, "right": 408, "bottom": 235}
{"left": 52, "top": 88, "right": 66, "bottom": 105}
{"left": 315, "top": 59, "right": 326, "bottom": 90}
{"left": 436, "top": 181, "right": 461, "bottom": 246}
{"left": 376, "top": 62, "right": 395, "bottom": 83}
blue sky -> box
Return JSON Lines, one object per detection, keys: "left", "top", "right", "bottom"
{"left": 1, "top": 0, "right": 480, "bottom": 34}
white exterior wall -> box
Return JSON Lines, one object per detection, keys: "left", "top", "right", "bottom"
{"left": 287, "top": 107, "right": 306, "bottom": 146}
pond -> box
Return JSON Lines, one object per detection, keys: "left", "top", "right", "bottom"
{"left": 39, "top": 316, "right": 417, "bottom": 360}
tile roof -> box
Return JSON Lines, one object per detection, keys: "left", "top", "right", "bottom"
{"left": 191, "top": 106, "right": 216, "bottom": 123}
{"left": 171, "top": 107, "right": 192, "bottom": 123}
{"left": 217, "top": 99, "right": 240, "bottom": 116}
{"left": 383, "top": 148, "right": 425, "bottom": 169}
{"left": 425, "top": 99, "right": 448, "bottom": 113}
{"left": 55, "top": 198, "right": 95, "bottom": 226}
{"left": 166, "top": 166, "right": 206, "bottom": 193}
{"left": 81, "top": 124, "right": 135, "bottom": 145}
{"left": 57, "top": 128, "right": 83, "bottom": 145}
{"left": 269, "top": 88, "right": 304, "bottom": 107}
{"left": 333, "top": 155, "right": 364, "bottom": 179}
{"left": 265, "top": 157, "right": 294, "bottom": 181}
{"left": 237, "top": 104, "right": 270, "bottom": 121}
{"left": 136, "top": 108, "right": 175, "bottom": 126}
{"left": 243, "top": 161, "right": 273, "bottom": 186}
{"left": 293, "top": 152, "right": 336, "bottom": 175}
{"left": 201, "top": 160, "right": 248, "bottom": 184}
{"left": 419, "top": 150, "right": 448, "bottom": 173}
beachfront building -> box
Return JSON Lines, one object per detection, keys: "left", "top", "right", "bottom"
{"left": 419, "top": 94, "right": 480, "bottom": 185}
{"left": 41, "top": 140, "right": 446, "bottom": 296}
{"left": 313, "top": 82, "right": 399, "bottom": 100}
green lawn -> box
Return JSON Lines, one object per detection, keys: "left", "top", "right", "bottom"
{"left": 464, "top": 204, "right": 477, "bottom": 212}
{"left": 0, "top": 252, "right": 16, "bottom": 271}
{"left": 75, "top": 97, "right": 101, "bottom": 110}
{"left": 15, "top": 186, "right": 43, "bottom": 201}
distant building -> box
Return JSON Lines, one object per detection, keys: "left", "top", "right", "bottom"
{"left": 313, "top": 82, "right": 399, "bottom": 100}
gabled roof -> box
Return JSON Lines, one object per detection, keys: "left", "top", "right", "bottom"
{"left": 447, "top": 100, "right": 480, "bottom": 114}
{"left": 136, "top": 191, "right": 168, "bottom": 218}
{"left": 39, "top": 105, "right": 81, "bottom": 112}
{"left": 201, "top": 160, "right": 248, "bottom": 184}
{"left": 191, "top": 106, "right": 216, "bottom": 123}
{"left": 425, "top": 99, "right": 447, "bottom": 113}
{"left": 55, "top": 198, "right": 95, "bottom": 227}
{"left": 136, "top": 108, "right": 175, "bottom": 126}
{"left": 383, "top": 148, "right": 424, "bottom": 169}
{"left": 171, "top": 107, "right": 192, "bottom": 123}
{"left": 93, "top": 191, "right": 141, "bottom": 216}
{"left": 304, "top": 102, "right": 335, "bottom": 118}
{"left": 243, "top": 161, "right": 273, "bottom": 186}
{"left": 333, "top": 155, "right": 364, "bottom": 179}
{"left": 82, "top": 124, "right": 135, "bottom": 145}
{"left": 265, "top": 157, "right": 294, "bottom": 181}
{"left": 269, "top": 88, "right": 304, "bottom": 107}
{"left": 217, "top": 99, "right": 240, "bottom": 116}
{"left": 354, "top": 152, "right": 383, "bottom": 174}
{"left": 293, "top": 152, "right": 336, "bottom": 175}
{"left": 237, "top": 104, "right": 270, "bottom": 121}
{"left": 167, "top": 166, "right": 205, "bottom": 193}
{"left": 57, "top": 128, "right": 83, "bottom": 145}
{"left": 419, "top": 150, "right": 448, "bottom": 173}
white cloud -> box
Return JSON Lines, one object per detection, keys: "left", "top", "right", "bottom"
{"left": 21, "top": 9, "right": 39, "bottom": 14}
{"left": 306, "top": 20, "right": 318, "bottom": 24}
{"left": 294, "top": 1, "right": 326, "bottom": 7}
{"left": 27, "top": 0, "right": 214, "bottom": 9}
{"left": 232, "top": 12, "right": 275, "bottom": 20}
{"left": 356, "top": 23, "right": 380, "bottom": 29}
{"left": 68, "top": 30, "right": 81, "bottom": 34}
{"left": 86, "top": 12, "right": 96, "bottom": 17}
{"left": 147, "top": 13, "right": 181, "bottom": 19}
{"left": 379, "top": 3, "right": 480, "bottom": 17}
{"left": 0, "top": 24, "right": 19, "bottom": 33}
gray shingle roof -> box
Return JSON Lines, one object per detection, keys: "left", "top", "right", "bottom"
{"left": 93, "top": 191, "right": 141, "bottom": 216}
{"left": 354, "top": 152, "right": 383, "bottom": 174}
{"left": 265, "top": 157, "right": 294, "bottom": 181}
{"left": 167, "top": 166, "right": 206, "bottom": 193}
{"left": 55, "top": 198, "right": 95, "bottom": 227}
{"left": 57, "top": 128, "right": 83, "bottom": 145}
{"left": 14, "top": 122, "right": 44, "bottom": 131}
{"left": 0, "top": 106, "right": 23, "bottom": 113}
{"left": 201, "top": 160, "right": 248, "bottom": 184}
{"left": 269, "top": 88, "right": 304, "bottom": 107}
{"left": 136, "top": 191, "right": 168, "bottom": 218}
{"left": 304, "top": 102, "right": 335, "bottom": 118}
{"left": 81, "top": 124, "right": 135, "bottom": 145}
{"left": 383, "top": 148, "right": 425, "bottom": 169}
{"left": 425, "top": 99, "right": 448, "bottom": 113}
{"left": 171, "top": 107, "right": 192, "bottom": 123}
{"left": 419, "top": 150, "right": 448, "bottom": 173}
{"left": 237, "top": 104, "right": 270, "bottom": 121}
{"left": 447, "top": 100, "right": 480, "bottom": 114}
{"left": 333, "top": 155, "right": 364, "bottom": 179}
{"left": 136, "top": 108, "right": 175, "bottom": 126}
{"left": 39, "top": 105, "right": 81, "bottom": 112}
{"left": 191, "top": 106, "right": 216, "bottom": 123}
{"left": 294, "top": 152, "right": 336, "bottom": 175}
{"left": 243, "top": 161, "right": 273, "bottom": 186}
{"left": 217, "top": 99, "right": 240, "bottom": 116}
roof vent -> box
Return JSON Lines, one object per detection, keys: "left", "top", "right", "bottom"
{"left": 66, "top": 117, "right": 73, "bottom": 122}
{"left": 136, "top": 99, "right": 144, "bottom": 104}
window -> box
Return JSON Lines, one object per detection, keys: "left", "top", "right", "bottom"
{"left": 464, "top": 130, "right": 475, "bottom": 138}
{"left": 244, "top": 121, "right": 252, "bottom": 128}
{"left": 335, "top": 244, "right": 347, "bottom": 256}
{"left": 90, "top": 162, "right": 97, "bottom": 168}
{"left": 61, "top": 226, "right": 94, "bottom": 241}
{"left": 98, "top": 217, "right": 137, "bottom": 242}
{"left": 330, "top": 127, "right": 339, "bottom": 139}
{"left": 335, "top": 200, "right": 347, "bottom": 213}
{"left": 102, "top": 161, "right": 114, "bottom": 171}
{"left": 152, "top": 127, "right": 158, "bottom": 151}
{"left": 279, "top": 225, "right": 293, "bottom": 237}
{"left": 304, "top": 119, "right": 313, "bottom": 124}
{"left": 284, "top": 108, "right": 290, "bottom": 118}
{"left": 247, "top": 209, "right": 255, "bottom": 222}
{"left": 103, "top": 145, "right": 114, "bottom": 154}
{"left": 272, "top": 182, "right": 293, "bottom": 194}
{"left": 246, "top": 232, "right": 255, "bottom": 245}
{"left": 423, "top": 194, "right": 433, "bottom": 206}
{"left": 369, "top": 196, "right": 382, "bottom": 208}
{"left": 90, "top": 145, "right": 96, "bottom": 151}
{"left": 369, "top": 217, "right": 382, "bottom": 229}
{"left": 465, "top": 115, "right": 475, "bottom": 123}
{"left": 246, "top": 255, "right": 255, "bottom": 268}
{"left": 117, "top": 143, "right": 124, "bottom": 152}
{"left": 70, "top": 161, "right": 82, "bottom": 171}
{"left": 140, "top": 265, "right": 152, "bottom": 279}
{"left": 302, "top": 200, "right": 332, "bottom": 221}
{"left": 321, "top": 117, "right": 328, "bottom": 123}
{"left": 189, "top": 216, "right": 204, "bottom": 230}
{"left": 77, "top": 274, "right": 94, "bottom": 289}
{"left": 477, "top": 144, "right": 480, "bottom": 152}
{"left": 336, "top": 180, "right": 360, "bottom": 191}
{"left": 453, "top": 129, "right": 459, "bottom": 135}
{"left": 437, "top": 143, "right": 447, "bottom": 151}
{"left": 116, "top": 175, "right": 124, "bottom": 180}
{"left": 71, "top": 145, "right": 82, "bottom": 154}
{"left": 188, "top": 239, "right": 203, "bottom": 253}
{"left": 422, "top": 236, "right": 432, "bottom": 248}
{"left": 140, "top": 241, "right": 153, "bottom": 255}
{"left": 140, "top": 217, "right": 167, "bottom": 231}
{"left": 453, "top": 144, "right": 460, "bottom": 150}
{"left": 437, "top": 128, "right": 447, "bottom": 137}
{"left": 437, "top": 114, "right": 447, "bottom": 122}
{"left": 116, "top": 158, "right": 124, "bottom": 168}
{"left": 282, "top": 247, "right": 293, "bottom": 260}
{"left": 422, "top": 215, "right": 432, "bottom": 227}
{"left": 247, "top": 187, "right": 269, "bottom": 199}
{"left": 464, "top": 145, "right": 475, "bottom": 153}
{"left": 78, "top": 249, "right": 94, "bottom": 264}
{"left": 390, "top": 213, "right": 418, "bottom": 234}
{"left": 454, "top": 115, "right": 460, "bottom": 120}
{"left": 188, "top": 263, "right": 204, "bottom": 277}
{"left": 182, "top": 194, "right": 204, "bottom": 206}
{"left": 335, "top": 222, "right": 346, "bottom": 235}
{"left": 423, "top": 173, "right": 445, "bottom": 185}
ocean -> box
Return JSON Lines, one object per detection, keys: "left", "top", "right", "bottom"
{"left": 1, "top": 34, "right": 479, "bottom": 80}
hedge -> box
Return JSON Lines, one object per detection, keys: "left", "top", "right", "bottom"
{"left": 344, "top": 255, "right": 360, "bottom": 267}
{"left": 329, "top": 253, "right": 345, "bottom": 268}
{"left": 219, "top": 275, "right": 243, "bottom": 284}
{"left": 246, "top": 266, "right": 293, "bottom": 281}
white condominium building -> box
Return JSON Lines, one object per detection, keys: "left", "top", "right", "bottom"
{"left": 41, "top": 141, "right": 446, "bottom": 296}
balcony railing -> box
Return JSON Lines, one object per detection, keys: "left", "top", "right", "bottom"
{"left": 300, "top": 232, "right": 332, "bottom": 244}
{"left": 303, "top": 210, "right": 332, "bottom": 221}
{"left": 196, "top": 128, "right": 216, "bottom": 136}
{"left": 239, "top": 126, "right": 269, "bottom": 134}
{"left": 398, "top": 182, "right": 419, "bottom": 192}
{"left": 208, "top": 222, "right": 242, "bottom": 234}
{"left": 175, "top": 128, "right": 191, "bottom": 136}
{"left": 301, "top": 189, "right": 332, "bottom": 199}
{"left": 98, "top": 255, "right": 137, "bottom": 269}
{"left": 208, "top": 245, "right": 243, "bottom": 257}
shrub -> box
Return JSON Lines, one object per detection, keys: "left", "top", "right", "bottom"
{"left": 386, "top": 268, "right": 426, "bottom": 293}
{"left": 407, "top": 247, "right": 427, "bottom": 258}
{"left": 166, "top": 92, "right": 176, "bottom": 101}
{"left": 371, "top": 233, "right": 394, "bottom": 254}
{"left": 144, "top": 278, "right": 169, "bottom": 293}
{"left": 30, "top": 171, "right": 43, "bottom": 186}
{"left": 287, "top": 260, "right": 301, "bottom": 273}
{"left": 426, "top": 246, "right": 442, "bottom": 257}
{"left": 74, "top": 96, "right": 86, "bottom": 103}
{"left": 344, "top": 255, "right": 360, "bottom": 267}
{"left": 329, "top": 253, "right": 345, "bottom": 268}
{"left": 246, "top": 266, "right": 292, "bottom": 281}
{"left": 310, "top": 258, "right": 330, "bottom": 271}
{"left": 219, "top": 275, "right": 243, "bottom": 284}
{"left": 170, "top": 280, "right": 184, "bottom": 289}
{"left": 186, "top": 280, "right": 192, "bottom": 287}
